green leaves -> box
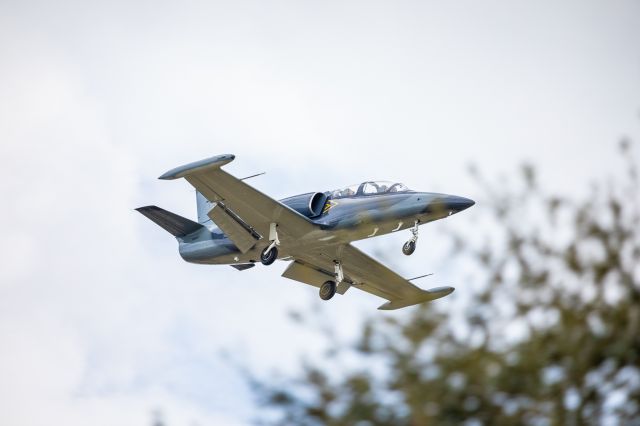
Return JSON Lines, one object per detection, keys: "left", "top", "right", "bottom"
{"left": 250, "top": 143, "right": 640, "bottom": 425}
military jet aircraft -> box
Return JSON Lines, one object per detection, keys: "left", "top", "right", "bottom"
{"left": 137, "top": 154, "right": 474, "bottom": 310}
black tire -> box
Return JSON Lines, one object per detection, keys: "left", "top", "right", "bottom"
{"left": 260, "top": 246, "right": 278, "bottom": 265}
{"left": 402, "top": 240, "right": 416, "bottom": 256}
{"left": 319, "top": 280, "right": 337, "bottom": 300}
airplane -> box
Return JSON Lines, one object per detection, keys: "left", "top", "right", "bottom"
{"left": 136, "top": 154, "right": 474, "bottom": 310}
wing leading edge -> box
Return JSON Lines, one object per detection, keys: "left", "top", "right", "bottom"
{"left": 158, "top": 154, "right": 318, "bottom": 251}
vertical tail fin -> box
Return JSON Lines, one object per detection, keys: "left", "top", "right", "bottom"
{"left": 196, "top": 191, "right": 214, "bottom": 224}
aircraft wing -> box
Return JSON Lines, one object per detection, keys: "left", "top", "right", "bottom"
{"left": 159, "top": 154, "right": 317, "bottom": 245}
{"left": 283, "top": 244, "right": 454, "bottom": 310}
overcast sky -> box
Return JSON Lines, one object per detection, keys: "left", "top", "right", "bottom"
{"left": 1, "top": 0, "right": 639, "bottom": 425}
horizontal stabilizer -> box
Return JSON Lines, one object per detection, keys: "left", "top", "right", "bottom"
{"left": 136, "top": 206, "right": 203, "bottom": 237}
{"left": 377, "top": 286, "right": 454, "bottom": 310}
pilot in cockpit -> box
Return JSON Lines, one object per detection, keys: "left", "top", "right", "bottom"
{"left": 342, "top": 187, "right": 355, "bottom": 197}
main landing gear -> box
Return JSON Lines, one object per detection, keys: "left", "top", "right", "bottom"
{"left": 261, "top": 223, "right": 280, "bottom": 266}
{"left": 320, "top": 280, "right": 336, "bottom": 300}
{"left": 319, "top": 261, "right": 344, "bottom": 301}
{"left": 402, "top": 220, "right": 419, "bottom": 256}
{"left": 260, "top": 245, "right": 278, "bottom": 265}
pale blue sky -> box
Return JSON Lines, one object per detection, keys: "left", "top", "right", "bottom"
{"left": 1, "top": 0, "right": 639, "bottom": 424}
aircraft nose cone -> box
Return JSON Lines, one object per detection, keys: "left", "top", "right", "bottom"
{"left": 448, "top": 195, "right": 475, "bottom": 212}
{"left": 419, "top": 193, "right": 475, "bottom": 216}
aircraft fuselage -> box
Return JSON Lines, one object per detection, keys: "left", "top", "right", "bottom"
{"left": 178, "top": 189, "right": 474, "bottom": 265}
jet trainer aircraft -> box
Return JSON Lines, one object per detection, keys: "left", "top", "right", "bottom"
{"left": 137, "top": 154, "right": 474, "bottom": 310}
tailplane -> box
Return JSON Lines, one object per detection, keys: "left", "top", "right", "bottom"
{"left": 136, "top": 206, "right": 203, "bottom": 237}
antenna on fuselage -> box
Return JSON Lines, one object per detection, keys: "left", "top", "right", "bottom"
{"left": 240, "top": 172, "right": 266, "bottom": 181}
{"left": 407, "top": 273, "right": 434, "bottom": 281}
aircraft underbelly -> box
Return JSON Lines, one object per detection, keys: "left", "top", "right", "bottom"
{"left": 177, "top": 197, "right": 448, "bottom": 265}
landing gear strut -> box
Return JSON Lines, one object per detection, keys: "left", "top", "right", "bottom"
{"left": 402, "top": 220, "right": 419, "bottom": 256}
{"left": 261, "top": 223, "right": 280, "bottom": 266}
{"left": 318, "top": 261, "right": 344, "bottom": 301}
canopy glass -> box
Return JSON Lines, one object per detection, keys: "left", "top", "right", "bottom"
{"left": 329, "top": 181, "right": 410, "bottom": 199}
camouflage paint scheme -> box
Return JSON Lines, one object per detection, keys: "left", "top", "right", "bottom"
{"left": 137, "top": 154, "right": 474, "bottom": 309}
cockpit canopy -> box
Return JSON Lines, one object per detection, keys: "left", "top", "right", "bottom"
{"left": 329, "top": 181, "right": 410, "bottom": 199}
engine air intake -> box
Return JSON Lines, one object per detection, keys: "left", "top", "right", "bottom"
{"left": 280, "top": 192, "right": 328, "bottom": 218}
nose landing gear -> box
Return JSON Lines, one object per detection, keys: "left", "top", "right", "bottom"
{"left": 402, "top": 220, "right": 419, "bottom": 256}
{"left": 402, "top": 240, "right": 416, "bottom": 256}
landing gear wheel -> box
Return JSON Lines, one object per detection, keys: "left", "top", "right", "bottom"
{"left": 260, "top": 246, "right": 278, "bottom": 265}
{"left": 402, "top": 240, "right": 416, "bottom": 256}
{"left": 319, "top": 280, "right": 337, "bottom": 300}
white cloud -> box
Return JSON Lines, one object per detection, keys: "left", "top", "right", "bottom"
{"left": 0, "top": 0, "right": 639, "bottom": 424}
{"left": 0, "top": 25, "right": 254, "bottom": 425}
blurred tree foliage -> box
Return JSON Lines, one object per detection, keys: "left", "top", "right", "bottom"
{"left": 250, "top": 142, "right": 640, "bottom": 426}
